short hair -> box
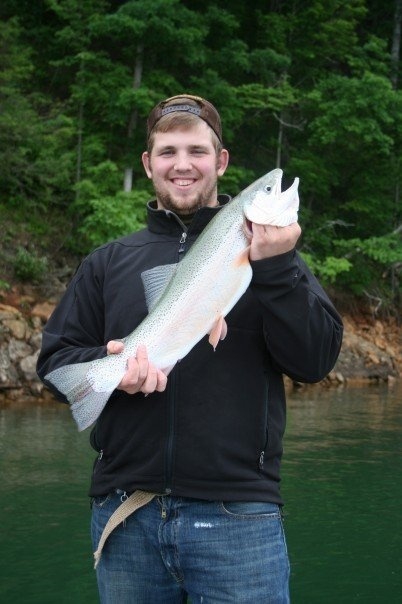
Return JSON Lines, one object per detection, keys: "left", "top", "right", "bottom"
{"left": 147, "top": 94, "right": 223, "bottom": 154}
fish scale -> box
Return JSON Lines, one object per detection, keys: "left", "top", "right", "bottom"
{"left": 45, "top": 168, "right": 299, "bottom": 431}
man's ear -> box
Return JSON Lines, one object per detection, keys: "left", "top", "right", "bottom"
{"left": 142, "top": 151, "right": 152, "bottom": 178}
{"left": 217, "top": 149, "right": 229, "bottom": 176}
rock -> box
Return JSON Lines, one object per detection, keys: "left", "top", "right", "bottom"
{"left": 0, "top": 348, "right": 19, "bottom": 386}
{"left": 30, "top": 332, "right": 43, "bottom": 348}
{"left": 8, "top": 339, "right": 32, "bottom": 362}
{"left": 2, "top": 318, "right": 28, "bottom": 340}
{"left": 0, "top": 303, "right": 22, "bottom": 318}
{"left": 0, "top": 288, "right": 401, "bottom": 397}
{"left": 31, "top": 302, "right": 55, "bottom": 322}
{"left": 334, "top": 317, "right": 399, "bottom": 381}
{"left": 20, "top": 350, "right": 40, "bottom": 382}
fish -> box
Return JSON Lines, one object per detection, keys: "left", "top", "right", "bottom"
{"left": 44, "top": 168, "right": 299, "bottom": 431}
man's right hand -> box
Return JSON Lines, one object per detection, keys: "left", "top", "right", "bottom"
{"left": 107, "top": 341, "right": 168, "bottom": 395}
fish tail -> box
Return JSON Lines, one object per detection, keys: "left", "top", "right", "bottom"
{"left": 70, "top": 390, "right": 112, "bottom": 431}
{"left": 45, "top": 360, "right": 115, "bottom": 431}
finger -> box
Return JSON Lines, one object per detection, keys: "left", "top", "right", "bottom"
{"left": 124, "top": 355, "right": 141, "bottom": 386}
{"left": 140, "top": 363, "right": 159, "bottom": 394}
{"left": 135, "top": 344, "right": 150, "bottom": 382}
{"left": 107, "top": 340, "right": 125, "bottom": 355}
{"left": 142, "top": 367, "right": 168, "bottom": 394}
{"left": 155, "top": 369, "right": 168, "bottom": 392}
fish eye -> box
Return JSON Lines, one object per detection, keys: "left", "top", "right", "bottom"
{"left": 264, "top": 185, "right": 272, "bottom": 192}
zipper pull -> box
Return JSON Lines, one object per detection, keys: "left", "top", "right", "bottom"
{"left": 259, "top": 451, "right": 265, "bottom": 470}
{"left": 98, "top": 449, "right": 104, "bottom": 461}
{"left": 178, "top": 232, "right": 187, "bottom": 253}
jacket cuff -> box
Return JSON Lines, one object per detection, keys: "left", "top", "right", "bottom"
{"left": 250, "top": 249, "right": 296, "bottom": 284}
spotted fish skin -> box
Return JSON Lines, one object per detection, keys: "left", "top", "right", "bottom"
{"left": 45, "top": 168, "right": 299, "bottom": 431}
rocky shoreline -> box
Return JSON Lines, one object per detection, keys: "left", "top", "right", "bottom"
{"left": 0, "top": 284, "right": 400, "bottom": 402}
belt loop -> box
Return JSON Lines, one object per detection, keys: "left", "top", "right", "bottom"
{"left": 93, "top": 491, "right": 156, "bottom": 569}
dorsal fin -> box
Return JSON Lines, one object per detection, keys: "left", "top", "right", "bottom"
{"left": 141, "top": 263, "right": 178, "bottom": 311}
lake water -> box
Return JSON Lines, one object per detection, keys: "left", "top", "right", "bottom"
{"left": 1, "top": 381, "right": 401, "bottom": 603}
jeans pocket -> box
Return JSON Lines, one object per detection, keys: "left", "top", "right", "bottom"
{"left": 91, "top": 493, "right": 112, "bottom": 509}
{"left": 220, "top": 501, "right": 281, "bottom": 518}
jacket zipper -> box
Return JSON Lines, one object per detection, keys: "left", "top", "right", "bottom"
{"left": 92, "top": 448, "right": 104, "bottom": 475}
{"left": 258, "top": 382, "right": 270, "bottom": 471}
{"left": 178, "top": 232, "right": 187, "bottom": 254}
{"left": 164, "top": 362, "right": 178, "bottom": 494}
{"left": 163, "top": 229, "right": 188, "bottom": 493}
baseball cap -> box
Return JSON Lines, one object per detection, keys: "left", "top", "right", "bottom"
{"left": 147, "top": 94, "right": 222, "bottom": 143}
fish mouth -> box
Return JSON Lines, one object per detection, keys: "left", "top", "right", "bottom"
{"left": 243, "top": 176, "right": 300, "bottom": 226}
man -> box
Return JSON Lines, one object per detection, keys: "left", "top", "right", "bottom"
{"left": 37, "top": 94, "right": 343, "bottom": 603}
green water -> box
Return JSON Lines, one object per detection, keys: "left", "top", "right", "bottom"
{"left": 1, "top": 382, "right": 401, "bottom": 603}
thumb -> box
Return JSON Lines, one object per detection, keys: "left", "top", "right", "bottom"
{"left": 107, "top": 339, "right": 125, "bottom": 355}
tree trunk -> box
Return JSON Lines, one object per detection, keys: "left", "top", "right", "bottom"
{"left": 276, "top": 117, "right": 283, "bottom": 168}
{"left": 391, "top": 0, "right": 402, "bottom": 89}
{"left": 123, "top": 43, "right": 144, "bottom": 192}
{"left": 75, "top": 99, "right": 84, "bottom": 202}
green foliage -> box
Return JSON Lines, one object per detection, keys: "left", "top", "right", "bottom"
{"left": 13, "top": 247, "right": 48, "bottom": 283}
{"left": 0, "top": 280, "right": 11, "bottom": 293}
{"left": 0, "top": 0, "right": 400, "bottom": 310}
{"left": 237, "top": 80, "right": 296, "bottom": 113}
{"left": 77, "top": 190, "right": 149, "bottom": 251}
{"left": 307, "top": 73, "right": 395, "bottom": 153}
{"left": 70, "top": 160, "right": 150, "bottom": 253}
{"left": 300, "top": 253, "right": 352, "bottom": 284}
{"left": 302, "top": 232, "right": 402, "bottom": 304}
{"left": 338, "top": 234, "right": 402, "bottom": 265}
{"left": 219, "top": 165, "right": 256, "bottom": 197}
{"left": 0, "top": 18, "right": 75, "bottom": 209}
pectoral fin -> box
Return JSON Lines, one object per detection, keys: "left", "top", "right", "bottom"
{"left": 141, "top": 263, "right": 178, "bottom": 311}
{"left": 234, "top": 247, "right": 251, "bottom": 267}
{"left": 208, "top": 315, "right": 228, "bottom": 350}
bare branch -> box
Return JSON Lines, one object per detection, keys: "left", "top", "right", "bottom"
{"left": 272, "top": 112, "right": 306, "bottom": 131}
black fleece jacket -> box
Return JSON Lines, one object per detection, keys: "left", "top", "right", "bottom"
{"left": 37, "top": 196, "right": 343, "bottom": 503}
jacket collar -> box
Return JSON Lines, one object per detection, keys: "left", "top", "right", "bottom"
{"left": 146, "top": 194, "right": 232, "bottom": 235}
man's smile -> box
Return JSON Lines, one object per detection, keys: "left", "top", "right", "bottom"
{"left": 171, "top": 178, "right": 197, "bottom": 187}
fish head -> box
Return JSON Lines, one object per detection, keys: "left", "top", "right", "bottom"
{"left": 242, "top": 168, "right": 300, "bottom": 227}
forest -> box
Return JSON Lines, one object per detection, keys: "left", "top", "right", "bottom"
{"left": 1, "top": 0, "right": 401, "bottom": 314}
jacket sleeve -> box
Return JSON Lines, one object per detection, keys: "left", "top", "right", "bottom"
{"left": 36, "top": 257, "right": 108, "bottom": 401}
{"left": 250, "top": 249, "right": 343, "bottom": 383}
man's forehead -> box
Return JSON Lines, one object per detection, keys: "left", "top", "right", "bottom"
{"left": 151, "top": 123, "right": 215, "bottom": 149}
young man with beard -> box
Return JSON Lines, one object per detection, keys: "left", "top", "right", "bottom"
{"left": 37, "top": 94, "right": 343, "bottom": 603}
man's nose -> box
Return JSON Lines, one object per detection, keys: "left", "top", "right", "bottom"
{"left": 174, "top": 153, "right": 192, "bottom": 171}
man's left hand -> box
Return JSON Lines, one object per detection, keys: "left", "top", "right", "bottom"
{"left": 249, "top": 222, "right": 301, "bottom": 261}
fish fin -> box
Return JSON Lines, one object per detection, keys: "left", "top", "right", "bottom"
{"left": 45, "top": 360, "right": 120, "bottom": 431}
{"left": 70, "top": 392, "right": 111, "bottom": 431}
{"left": 141, "top": 263, "right": 178, "bottom": 311}
{"left": 208, "top": 315, "right": 228, "bottom": 350}
{"left": 233, "top": 247, "right": 251, "bottom": 267}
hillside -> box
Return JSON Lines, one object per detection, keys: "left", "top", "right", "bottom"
{"left": 0, "top": 217, "right": 400, "bottom": 400}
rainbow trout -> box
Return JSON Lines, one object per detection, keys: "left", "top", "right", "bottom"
{"left": 45, "top": 168, "right": 299, "bottom": 430}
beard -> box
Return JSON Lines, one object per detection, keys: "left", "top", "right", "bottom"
{"left": 152, "top": 178, "right": 219, "bottom": 215}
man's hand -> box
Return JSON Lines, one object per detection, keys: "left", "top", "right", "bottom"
{"left": 249, "top": 222, "right": 301, "bottom": 261}
{"left": 107, "top": 341, "right": 167, "bottom": 395}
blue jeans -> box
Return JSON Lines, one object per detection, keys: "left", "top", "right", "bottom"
{"left": 91, "top": 492, "right": 290, "bottom": 603}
